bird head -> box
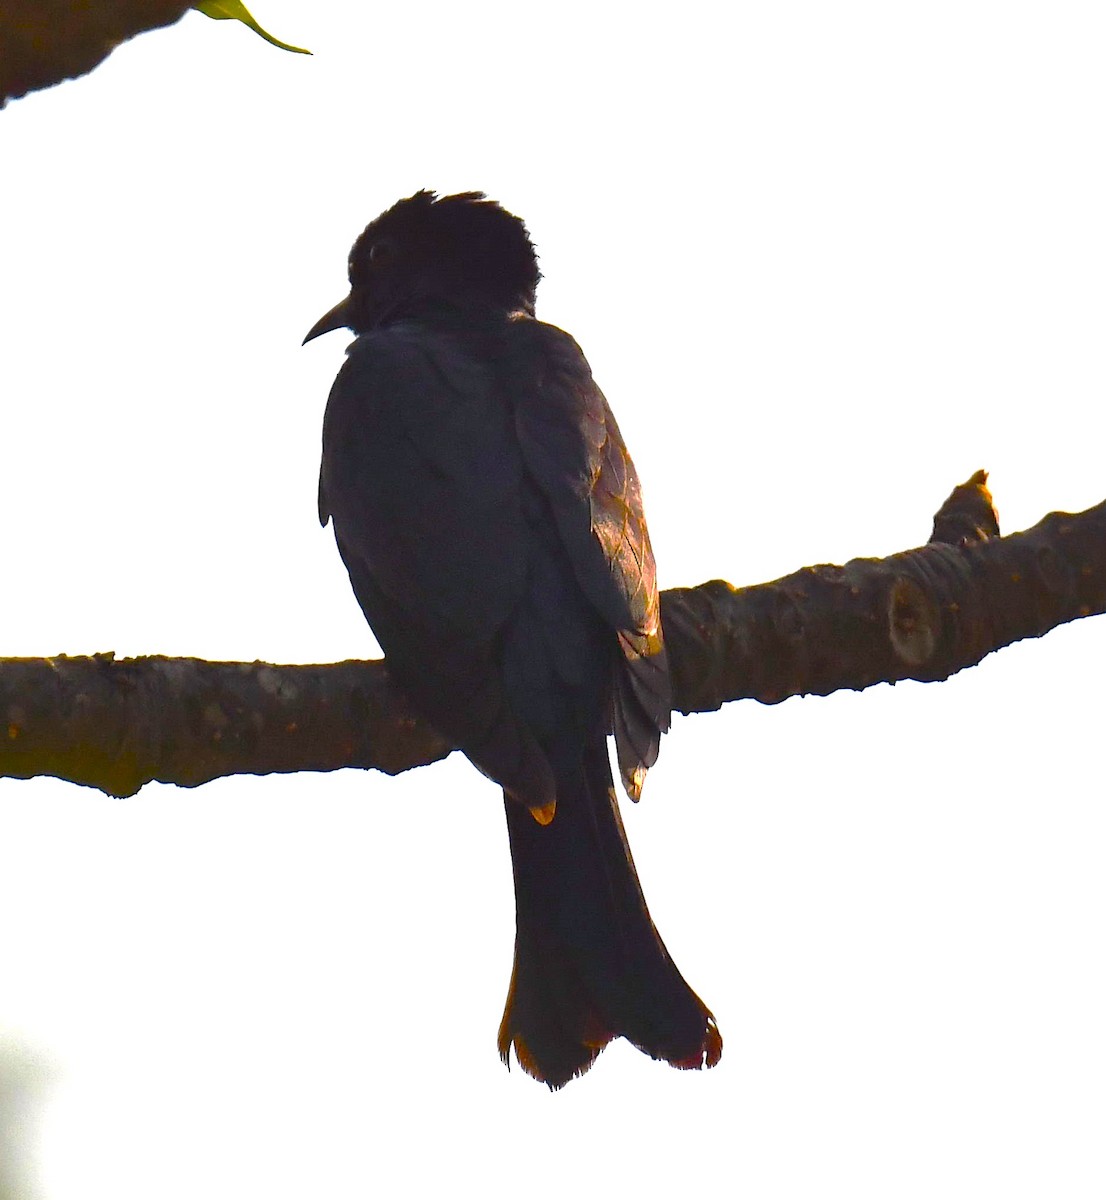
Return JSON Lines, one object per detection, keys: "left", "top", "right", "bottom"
{"left": 303, "top": 190, "right": 540, "bottom": 342}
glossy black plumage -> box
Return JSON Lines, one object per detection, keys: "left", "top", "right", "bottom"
{"left": 307, "top": 190, "right": 720, "bottom": 1087}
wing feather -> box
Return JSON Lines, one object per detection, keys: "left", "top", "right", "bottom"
{"left": 511, "top": 321, "right": 671, "bottom": 797}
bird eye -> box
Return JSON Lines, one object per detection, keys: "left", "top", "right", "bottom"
{"left": 369, "top": 240, "right": 395, "bottom": 263}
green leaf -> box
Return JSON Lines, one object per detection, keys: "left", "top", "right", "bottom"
{"left": 194, "top": 1, "right": 312, "bottom": 55}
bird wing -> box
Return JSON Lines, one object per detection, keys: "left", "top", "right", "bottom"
{"left": 510, "top": 320, "right": 671, "bottom": 797}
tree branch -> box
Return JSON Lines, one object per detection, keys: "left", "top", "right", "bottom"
{"left": 2, "top": 473, "right": 1102, "bottom": 797}
{"left": 1, "top": 1, "right": 192, "bottom": 106}
{"left": 665, "top": 470, "right": 1104, "bottom": 710}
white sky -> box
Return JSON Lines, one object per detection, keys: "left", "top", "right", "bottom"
{"left": 2, "top": 2, "right": 1105, "bottom": 1196}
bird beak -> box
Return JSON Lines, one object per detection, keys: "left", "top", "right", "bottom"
{"left": 303, "top": 294, "right": 353, "bottom": 344}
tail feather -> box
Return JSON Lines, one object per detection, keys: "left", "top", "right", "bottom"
{"left": 497, "top": 737, "right": 721, "bottom": 1088}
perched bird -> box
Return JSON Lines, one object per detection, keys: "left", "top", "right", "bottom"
{"left": 305, "top": 190, "right": 721, "bottom": 1088}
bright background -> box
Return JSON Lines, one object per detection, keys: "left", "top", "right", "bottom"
{"left": 2, "top": 3, "right": 1105, "bottom": 1197}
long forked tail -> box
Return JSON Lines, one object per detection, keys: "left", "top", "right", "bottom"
{"left": 497, "top": 737, "right": 721, "bottom": 1088}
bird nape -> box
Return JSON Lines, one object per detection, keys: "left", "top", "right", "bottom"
{"left": 305, "top": 189, "right": 721, "bottom": 1088}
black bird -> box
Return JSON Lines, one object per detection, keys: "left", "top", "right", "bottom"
{"left": 305, "top": 190, "right": 721, "bottom": 1088}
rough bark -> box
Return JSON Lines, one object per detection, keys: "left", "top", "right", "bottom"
{"left": 1, "top": 473, "right": 1102, "bottom": 797}
{"left": 664, "top": 470, "right": 1103, "bottom": 710}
